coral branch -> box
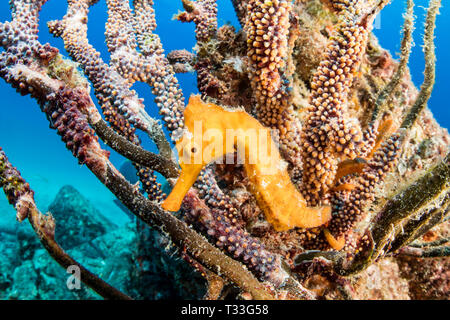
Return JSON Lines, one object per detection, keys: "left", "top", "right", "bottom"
{"left": 194, "top": 166, "right": 242, "bottom": 227}
{"left": 338, "top": 152, "right": 449, "bottom": 275}
{"left": 245, "top": 0, "right": 304, "bottom": 174}
{"left": 327, "top": 131, "right": 403, "bottom": 248}
{"left": 47, "top": 0, "right": 176, "bottom": 156}
{"left": 401, "top": 0, "right": 440, "bottom": 129}
{"left": 182, "top": 190, "right": 286, "bottom": 286}
{"left": 231, "top": 0, "right": 248, "bottom": 27}
{"left": 105, "top": 0, "right": 186, "bottom": 139}
{"left": 91, "top": 118, "right": 179, "bottom": 179}
{"left": 175, "top": 0, "right": 218, "bottom": 43}
{"left": 301, "top": 0, "right": 384, "bottom": 205}
{"left": 372, "top": 0, "right": 415, "bottom": 121}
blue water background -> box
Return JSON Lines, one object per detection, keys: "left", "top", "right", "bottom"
{"left": 0, "top": 0, "right": 448, "bottom": 226}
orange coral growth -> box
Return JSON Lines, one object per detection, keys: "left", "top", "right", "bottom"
{"left": 323, "top": 228, "right": 346, "bottom": 251}
{"left": 331, "top": 183, "right": 357, "bottom": 192}
{"left": 162, "top": 95, "right": 331, "bottom": 231}
{"left": 368, "top": 118, "right": 394, "bottom": 158}
{"left": 334, "top": 158, "right": 367, "bottom": 183}
{"left": 332, "top": 118, "right": 394, "bottom": 183}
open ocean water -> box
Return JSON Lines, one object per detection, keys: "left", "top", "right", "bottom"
{"left": 0, "top": 0, "right": 448, "bottom": 228}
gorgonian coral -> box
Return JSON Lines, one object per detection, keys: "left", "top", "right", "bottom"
{"left": 0, "top": 0, "right": 448, "bottom": 300}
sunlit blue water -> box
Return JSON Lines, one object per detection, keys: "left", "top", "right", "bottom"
{"left": 0, "top": 0, "right": 448, "bottom": 227}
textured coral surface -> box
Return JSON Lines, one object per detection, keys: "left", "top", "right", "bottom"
{"left": 0, "top": 0, "right": 448, "bottom": 300}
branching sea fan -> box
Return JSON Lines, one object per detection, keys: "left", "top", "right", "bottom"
{"left": 0, "top": 0, "right": 448, "bottom": 300}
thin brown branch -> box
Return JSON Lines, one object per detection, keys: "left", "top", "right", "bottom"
{"left": 336, "top": 152, "right": 450, "bottom": 276}
{"left": 91, "top": 118, "right": 179, "bottom": 179}
{"left": 372, "top": 153, "right": 449, "bottom": 259}
{"left": 27, "top": 206, "right": 133, "bottom": 300}
{"left": 372, "top": 0, "right": 415, "bottom": 121}
{"left": 203, "top": 272, "right": 226, "bottom": 300}
{"left": 389, "top": 198, "right": 449, "bottom": 253}
{"left": 410, "top": 237, "right": 450, "bottom": 248}
{"left": 401, "top": 0, "right": 441, "bottom": 129}
{"left": 397, "top": 245, "right": 450, "bottom": 258}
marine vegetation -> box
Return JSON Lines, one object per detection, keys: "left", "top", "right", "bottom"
{"left": 0, "top": 0, "right": 449, "bottom": 299}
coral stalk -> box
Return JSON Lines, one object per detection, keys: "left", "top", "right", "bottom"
{"left": 245, "top": 0, "right": 304, "bottom": 175}
{"left": 301, "top": 0, "right": 381, "bottom": 205}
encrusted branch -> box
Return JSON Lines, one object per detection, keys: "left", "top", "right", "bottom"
{"left": 397, "top": 245, "right": 450, "bottom": 258}
{"left": 337, "top": 152, "right": 449, "bottom": 275}
{"left": 47, "top": 0, "right": 176, "bottom": 157}
{"left": 401, "top": 0, "right": 441, "bottom": 129}
{"left": 0, "top": 0, "right": 448, "bottom": 301}
{"left": 301, "top": 0, "right": 385, "bottom": 204}
{"left": 231, "top": 0, "right": 248, "bottom": 27}
{"left": 372, "top": 0, "right": 415, "bottom": 121}
{"left": 175, "top": 0, "right": 218, "bottom": 43}
{"left": 91, "top": 118, "right": 179, "bottom": 179}
{"left": 245, "top": 0, "right": 304, "bottom": 175}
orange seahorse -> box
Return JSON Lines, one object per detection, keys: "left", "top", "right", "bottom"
{"left": 162, "top": 95, "right": 331, "bottom": 232}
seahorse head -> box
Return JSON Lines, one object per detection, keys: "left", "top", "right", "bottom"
{"left": 162, "top": 95, "right": 229, "bottom": 212}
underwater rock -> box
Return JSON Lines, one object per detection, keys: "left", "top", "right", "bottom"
{"left": 8, "top": 261, "right": 39, "bottom": 300}
{"left": 29, "top": 224, "right": 139, "bottom": 300}
{"left": 48, "top": 185, "right": 117, "bottom": 249}
{"left": 16, "top": 225, "right": 41, "bottom": 261}
{"left": 132, "top": 221, "right": 206, "bottom": 300}
{"left": 1, "top": 224, "right": 138, "bottom": 300}
{"left": 0, "top": 236, "right": 16, "bottom": 299}
{"left": 0, "top": 223, "right": 139, "bottom": 299}
{"left": 397, "top": 256, "right": 450, "bottom": 300}
{"left": 353, "top": 258, "right": 411, "bottom": 300}
{"left": 0, "top": 185, "right": 206, "bottom": 300}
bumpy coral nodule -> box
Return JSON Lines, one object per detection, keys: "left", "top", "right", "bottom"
{"left": 245, "top": 0, "right": 304, "bottom": 174}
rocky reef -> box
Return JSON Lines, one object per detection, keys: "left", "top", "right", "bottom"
{"left": 0, "top": 185, "right": 205, "bottom": 299}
